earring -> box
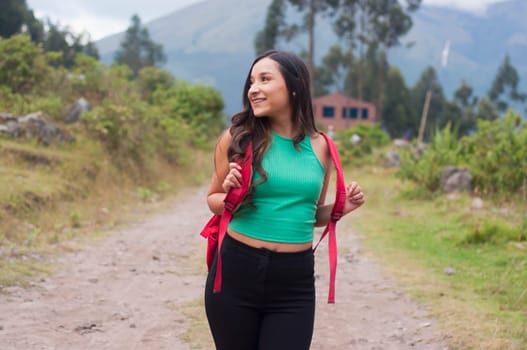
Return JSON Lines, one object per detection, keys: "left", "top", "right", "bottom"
{"left": 292, "top": 92, "right": 296, "bottom": 97}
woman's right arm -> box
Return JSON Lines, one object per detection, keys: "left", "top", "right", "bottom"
{"left": 206, "top": 130, "right": 242, "bottom": 215}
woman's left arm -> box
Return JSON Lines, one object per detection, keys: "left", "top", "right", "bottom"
{"left": 312, "top": 133, "right": 365, "bottom": 227}
{"left": 315, "top": 181, "right": 365, "bottom": 227}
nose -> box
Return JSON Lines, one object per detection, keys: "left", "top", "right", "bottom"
{"left": 248, "top": 82, "right": 260, "bottom": 95}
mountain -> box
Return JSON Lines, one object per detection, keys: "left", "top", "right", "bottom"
{"left": 96, "top": 0, "right": 527, "bottom": 116}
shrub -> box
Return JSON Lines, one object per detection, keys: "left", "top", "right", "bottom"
{"left": 460, "top": 111, "right": 527, "bottom": 196}
{"left": 398, "top": 111, "right": 527, "bottom": 198}
{"left": 0, "top": 34, "right": 55, "bottom": 94}
{"left": 335, "top": 124, "right": 390, "bottom": 165}
{"left": 397, "top": 124, "right": 463, "bottom": 192}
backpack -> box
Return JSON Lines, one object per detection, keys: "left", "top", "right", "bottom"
{"left": 200, "top": 132, "right": 346, "bottom": 303}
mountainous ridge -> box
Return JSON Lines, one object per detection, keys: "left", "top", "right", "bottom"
{"left": 96, "top": 0, "right": 527, "bottom": 115}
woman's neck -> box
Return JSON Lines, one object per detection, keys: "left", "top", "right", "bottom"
{"left": 270, "top": 120, "right": 294, "bottom": 139}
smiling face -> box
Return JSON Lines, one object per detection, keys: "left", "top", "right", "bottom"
{"left": 248, "top": 57, "right": 292, "bottom": 121}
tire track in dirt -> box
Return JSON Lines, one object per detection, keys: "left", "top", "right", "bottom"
{"left": 0, "top": 187, "right": 450, "bottom": 349}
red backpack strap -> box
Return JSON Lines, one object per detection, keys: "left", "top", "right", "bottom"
{"left": 314, "top": 132, "right": 346, "bottom": 303}
{"left": 213, "top": 141, "right": 253, "bottom": 293}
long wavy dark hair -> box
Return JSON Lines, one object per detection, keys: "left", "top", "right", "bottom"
{"left": 228, "top": 50, "right": 318, "bottom": 194}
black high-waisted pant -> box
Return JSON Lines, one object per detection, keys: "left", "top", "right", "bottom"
{"left": 205, "top": 233, "right": 316, "bottom": 350}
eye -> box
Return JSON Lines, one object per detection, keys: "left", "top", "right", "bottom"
{"left": 261, "top": 75, "right": 271, "bottom": 83}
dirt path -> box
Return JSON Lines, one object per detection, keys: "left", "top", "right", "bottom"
{"left": 0, "top": 187, "right": 450, "bottom": 349}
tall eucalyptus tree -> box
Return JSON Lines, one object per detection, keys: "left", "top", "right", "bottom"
{"left": 333, "top": 0, "right": 421, "bottom": 123}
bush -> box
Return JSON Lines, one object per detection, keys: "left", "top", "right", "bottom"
{"left": 397, "top": 124, "right": 463, "bottom": 192}
{"left": 460, "top": 111, "right": 527, "bottom": 196}
{"left": 0, "top": 34, "right": 55, "bottom": 94}
{"left": 335, "top": 124, "right": 390, "bottom": 165}
{"left": 153, "top": 83, "right": 225, "bottom": 148}
{"left": 81, "top": 99, "right": 156, "bottom": 167}
{"left": 397, "top": 112, "right": 527, "bottom": 198}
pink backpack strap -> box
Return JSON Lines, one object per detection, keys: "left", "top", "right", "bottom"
{"left": 314, "top": 132, "right": 346, "bottom": 303}
{"left": 213, "top": 141, "right": 253, "bottom": 293}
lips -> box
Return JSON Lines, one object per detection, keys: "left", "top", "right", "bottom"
{"left": 251, "top": 98, "right": 265, "bottom": 104}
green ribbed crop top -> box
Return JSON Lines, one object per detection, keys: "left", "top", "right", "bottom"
{"left": 228, "top": 131, "right": 325, "bottom": 243}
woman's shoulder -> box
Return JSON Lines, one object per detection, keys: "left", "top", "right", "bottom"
{"left": 217, "top": 128, "right": 233, "bottom": 145}
{"left": 309, "top": 132, "right": 330, "bottom": 168}
{"left": 215, "top": 128, "right": 233, "bottom": 156}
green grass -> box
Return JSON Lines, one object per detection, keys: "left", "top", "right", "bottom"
{"left": 0, "top": 135, "right": 213, "bottom": 289}
{"left": 347, "top": 166, "right": 527, "bottom": 350}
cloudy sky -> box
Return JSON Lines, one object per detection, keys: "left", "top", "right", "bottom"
{"left": 27, "top": 0, "right": 510, "bottom": 41}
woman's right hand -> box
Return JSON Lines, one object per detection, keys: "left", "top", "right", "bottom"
{"left": 222, "top": 162, "right": 243, "bottom": 192}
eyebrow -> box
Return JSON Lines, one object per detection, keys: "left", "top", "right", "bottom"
{"left": 250, "top": 71, "right": 274, "bottom": 80}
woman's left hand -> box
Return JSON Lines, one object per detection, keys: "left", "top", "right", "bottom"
{"left": 344, "top": 181, "right": 365, "bottom": 214}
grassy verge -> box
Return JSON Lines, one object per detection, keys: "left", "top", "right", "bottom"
{"left": 348, "top": 165, "right": 526, "bottom": 349}
{"left": 0, "top": 135, "right": 212, "bottom": 289}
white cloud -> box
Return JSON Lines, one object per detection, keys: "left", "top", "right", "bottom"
{"left": 33, "top": 10, "right": 127, "bottom": 40}
{"left": 423, "top": 0, "right": 511, "bottom": 15}
{"left": 27, "top": 0, "right": 203, "bottom": 39}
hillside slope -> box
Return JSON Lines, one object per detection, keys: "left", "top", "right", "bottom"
{"left": 96, "top": 0, "right": 527, "bottom": 115}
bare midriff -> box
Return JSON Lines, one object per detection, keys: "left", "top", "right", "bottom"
{"left": 227, "top": 229, "right": 313, "bottom": 252}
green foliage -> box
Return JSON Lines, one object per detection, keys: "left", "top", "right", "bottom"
{"left": 1, "top": 22, "right": 224, "bottom": 174}
{"left": 383, "top": 67, "right": 417, "bottom": 138}
{"left": 254, "top": 0, "right": 287, "bottom": 55}
{"left": 488, "top": 55, "right": 526, "bottom": 113}
{"left": 136, "top": 66, "right": 175, "bottom": 103}
{"left": 81, "top": 99, "right": 156, "bottom": 166}
{"left": 70, "top": 210, "right": 81, "bottom": 228}
{"left": 0, "top": 0, "right": 44, "bottom": 42}
{"left": 398, "top": 111, "right": 527, "bottom": 198}
{"left": 114, "top": 14, "right": 166, "bottom": 77}
{"left": 460, "top": 219, "right": 526, "bottom": 245}
{"left": 316, "top": 45, "right": 353, "bottom": 95}
{"left": 154, "top": 83, "right": 225, "bottom": 148}
{"left": 460, "top": 111, "right": 527, "bottom": 196}
{"left": 0, "top": 34, "right": 54, "bottom": 94}
{"left": 70, "top": 53, "right": 107, "bottom": 101}
{"left": 136, "top": 187, "right": 156, "bottom": 202}
{"left": 410, "top": 66, "right": 447, "bottom": 141}
{"left": 42, "top": 20, "right": 99, "bottom": 68}
{"left": 397, "top": 124, "right": 462, "bottom": 192}
{"left": 335, "top": 124, "right": 390, "bottom": 165}
{"left": 0, "top": 86, "right": 63, "bottom": 117}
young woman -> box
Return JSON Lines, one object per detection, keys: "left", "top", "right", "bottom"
{"left": 205, "top": 50, "right": 365, "bottom": 350}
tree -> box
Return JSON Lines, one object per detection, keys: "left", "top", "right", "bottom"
{"left": 317, "top": 44, "right": 353, "bottom": 93}
{"left": 448, "top": 80, "right": 478, "bottom": 135}
{"left": 42, "top": 20, "right": 99, "bottom": 68}
{"left": 115, "top": 15, "right": 166, "bottom": 77}
{"left": 333, "top": 0, "right": 421, "bottom": 123}
{"left": 368, "top": 0, "right": 421, "bottom": 122}
{"left": 411, "top": 66, "right": 446, "bottom": 141}
{"left": 488, "top": 54, "right": 526, "bottom": 113}
{"left": 0, "top": 0, "right": 44, "bottom": 42}
{"left": 256, "top": 0, "right": 339, "bottom": 95}
{"left": 476, "top": 96, "right": 499, "bottom": 121}
{"left": 454, "top": 80, "right": 477, "bottom": 108}
{"left": 287, "top": 0, "right": 340, "bottom": 96}
{"left": 382, "top": 67, "right": 416, "bottom": 138}
{"left": 254, "top": 0, "right": 288, "bottom": 55}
